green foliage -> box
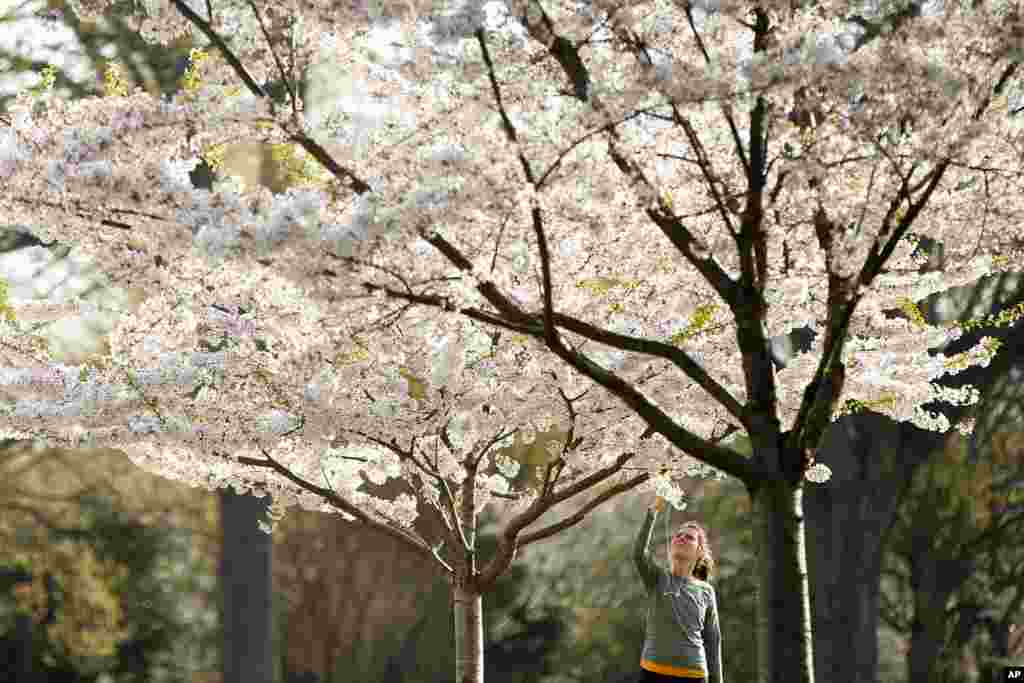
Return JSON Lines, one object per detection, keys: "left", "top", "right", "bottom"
{"left": 0, "top": 276, "right": 17, "bottom": 323}
{"left": 837, "top": 392, "right": 900, "bottom": 418}
{"left": 952, "top": 301, "right": 1024, "bottom": 335}
{"left": 896, "top": 297, "right": 928, "bottom": 329}
{"left": 671, "top": 304, "right": 719, "bottom": 346}
{"left": 882, "top": 428, "right": 1024, "bottom": 680}
{"left": 0, "top": 492, "right": 218, "bottom": 683}
{"left": 100, "top": 61, "right": 130, "bottom": 97}
{"left": 27, "top": 64, "right": 58, "bottom": 96}
{"left": 66, "top": 495, "right": 218, "bottom": 683}
{"left": 944, "top": 337, "right": 1003, "bottom": 372}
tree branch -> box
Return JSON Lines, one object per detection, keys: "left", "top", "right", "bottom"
{"left": 360, "top": 268, "right": 747, "bottom": 428}
{"left": 168, "top": 0, "right": 372, "bottom": 195}
{"left": 339, "top": 428, "right": 467, "bottom": 554}
{"left": 236, "top": 448, "right": 454, "bottom": 576}
{"left": 476, "top": 449, "right": 640, "bottom": 591}
{"left": 603, "top": 139, "right": 741, "bottom": 308}
{"left": 516, "top": 471, "right": 650, "bottom": 549}
{"left": 169, "top": 0, "right": 265, "bottom": 96}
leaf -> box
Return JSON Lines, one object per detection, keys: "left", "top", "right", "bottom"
{"left": 953, "top": 175, "right": 977, "bottom": 192}
{"left": 398, "top": 366, "right": 427, "bottom": 400}
{"left": 184, "top": 381, "right": 207, "bottom": 401}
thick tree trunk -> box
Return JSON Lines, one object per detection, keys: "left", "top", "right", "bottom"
{"left": 453, "top": 577, "right": 485, "bottom": 683}
{"left": 764, "top": 247, "right": 1023, "bottom": 683}
{"left": 803, "top": 411, "right": 944, "bottom": 683}
{"left": 13, "top": 612, "right": 33, "bottom": 683}
{"left": 806, "top": 498, "right": 887, "bottom": 683}
{"left": 220, "top": 487, "right": 274, "bottom": 683}
{"left": 748, "top": 475, "right": 815, "bottom": 683}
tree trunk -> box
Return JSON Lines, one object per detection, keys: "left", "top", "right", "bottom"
{"left": 766, "top": 247, "right": 1024, "bottom": 683}
{"left": 453, "top": 575, "right": 485, "bottom": 683}
{"left": 220, "top": 487, "right": 274, "bottom": 683}
{"left": 804, "top": 411, "right": 944, "bottom": 683}
{"left": 13, "top": 612, "right": 33, "bottom": 683}
{"left": 747, "top": 474, "right": 815, "bottom": 683}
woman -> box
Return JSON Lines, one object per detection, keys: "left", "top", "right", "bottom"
{"left": 633, "top": 495, "right": 723, "bottom": 683}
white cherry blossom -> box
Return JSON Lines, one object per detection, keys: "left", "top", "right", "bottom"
{"left": 3, "top": 1, "right": 1024, "bottom": 681}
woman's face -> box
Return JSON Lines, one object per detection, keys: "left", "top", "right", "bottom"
{"left": 672, "top": 525, "right": 702, "bottom": 556}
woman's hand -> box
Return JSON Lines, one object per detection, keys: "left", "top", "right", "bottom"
{"left": 651, "top": 495, "right": 666, "bottom": 513}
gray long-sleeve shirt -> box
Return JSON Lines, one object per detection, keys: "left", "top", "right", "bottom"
{"left": 634, "top": 508, "right": 723, "bottom": 683}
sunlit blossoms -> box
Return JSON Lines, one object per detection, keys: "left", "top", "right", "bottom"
{"left": 0, "top": 0, "right": 1020, "bottom": 547}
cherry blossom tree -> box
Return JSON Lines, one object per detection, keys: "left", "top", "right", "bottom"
{"left": 3, "top": 1, "right": 1024, "bottom": 682}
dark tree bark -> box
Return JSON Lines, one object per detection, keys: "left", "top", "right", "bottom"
{"left": 12, "top": 613, "right": 34, "bottom": 683}
{"left": 777, "top": 262, "right": 1024, "bottom": 683}
{"left": 219, "top": 487, "right": 274, "bottom": 683}
{"left": 803, "top": 411, "right": 945, "bottom": 683}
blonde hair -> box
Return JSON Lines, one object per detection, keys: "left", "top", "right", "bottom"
{"left": 673, "top": 521, "right": 715, "bottom": 581}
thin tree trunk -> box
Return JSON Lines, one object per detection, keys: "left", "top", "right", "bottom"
{"left": 453, "top": 577, "right": 484, "bottom": 683}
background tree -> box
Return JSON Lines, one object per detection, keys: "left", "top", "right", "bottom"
{"left": 880, "top": 428, "right": 1024, "bottom": 683}
{"left": 0, "top": 207, "right": 220, "bottom": 683}
{"left": 1, "top": 6, "right": 326, "bottom": 681}
{"left": 270, "top": 501, "right": 450, "bottom": 683}
{"left": 217, "top": 486, "right": 274, "bottom": 683}
{"left": 0, "top": 439, "right": 220, "bottom": 683}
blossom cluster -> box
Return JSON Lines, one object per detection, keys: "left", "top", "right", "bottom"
{"left": 1, "top": 0, "right": 1022, "bottom": 533}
